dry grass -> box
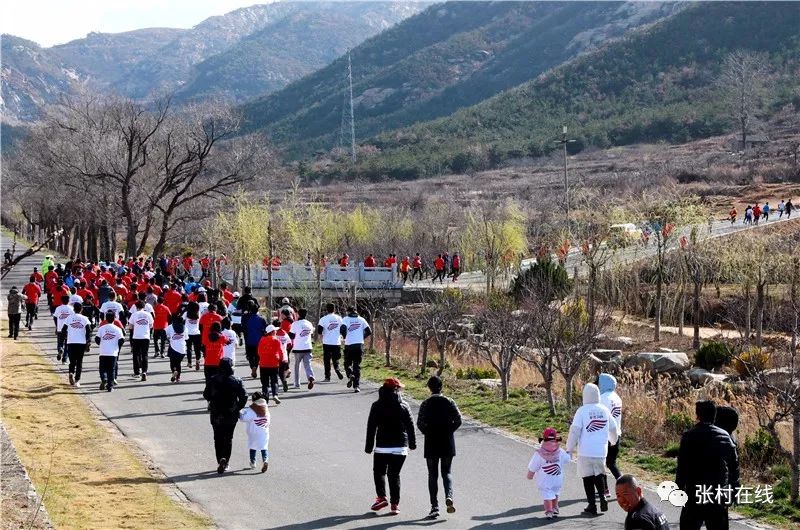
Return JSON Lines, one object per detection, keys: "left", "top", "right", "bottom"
{"left": 0, "top": 332, "right": 211, "bottom": 530}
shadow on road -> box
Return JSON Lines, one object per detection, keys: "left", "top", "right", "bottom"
{"left": 266, "top": 513, "right": 446, "bottom": 530}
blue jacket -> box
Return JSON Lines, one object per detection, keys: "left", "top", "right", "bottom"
{"left": 598, "top": 373, "right": 617, "bottom": 394}
{"left": 243, "top": 313, "right": 267, "bottom": 346}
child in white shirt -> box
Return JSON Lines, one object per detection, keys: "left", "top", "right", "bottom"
{"left": 527, "top": 427, "right": 571, "bottom": 519}
{"left": 239, "top": 392, "right": 270, "bottom": 473}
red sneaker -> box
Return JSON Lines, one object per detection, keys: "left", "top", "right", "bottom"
{"left": 371, "top": 497, "right": 388, "bottom": 511}
{"left": 389, "top": 504, "right": 399, "bottom": 515}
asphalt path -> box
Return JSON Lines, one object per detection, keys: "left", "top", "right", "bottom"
{"left": 1, "top": 234, "right": 761, "bottom": 529}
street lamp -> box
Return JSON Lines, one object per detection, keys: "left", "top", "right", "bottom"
{"left": 554, "top": 125, "right": 576, "bottom": 226}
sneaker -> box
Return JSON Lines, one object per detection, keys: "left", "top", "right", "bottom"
{"left": 354, "top": 387, "right": 361, "bottom": 393}
{"left": 251, "top": 368, "right": 258, "bottom": 379}
{"left": 553, "top": 507, "right": 560, "bottom": 516}
{"left": 57, "top": 353, "right": 62, "bottom": 361}
{"left": 187, "top": 361, "right": 192, "bottom": 368}
{"left": 599, "top": 498, "right": 608, "bottom": 512}
{"left": 217, "top": 458, "right": 227, "bottom": 474}
{"left": 69, "top": 373, "right": 75, "bottom": 385}
{"left": 249, "top": 461, "right": 256, "bottom": 470}
{"left": 261, "top": 461, "right": 269, "bottom": 473}
{"left": 170, "top": 372, "right": 176, "bottom": 382}
{"left": 141, "top": 373, "right": 147, "bottom": 382}
{"left": 113, "top": 379, "right": 118, "bottom": 385}
{"left": 107, "top": 386, "right": 113, "bottom": 393}
{"left": 371, "top": 497, "right": 388, "bottom": 511}
{"left": 152, "top": 353, "right": 159, "bottom": 359}
{"left": 195, "top": 362, "right": 200, "bottom": 371}
{"left": 175, "top": 376, "right": 180, "bottom": 383}
{"left": 307, "top": 377, "right": 315, "bottom": 390}
{"left": 324, "top": 377, "right": 331, "bottom": 382}
{"left": 74, "top": 381, "right": 81, "bottom": 388}
{"left": 582, "top": 505, "right": 598, "bottom": 516}
{"left": 160, "top": 353, "right": 165, "bottom": 358}
{"left": 273, "top": 396, "right": 281, "bottom": 405}
{"left": 336, "top": 370, "right": 344, "bottom": 380}
{"left": 347, "top": 375, "right": 354, "bottom": 388}
{"left": 389, "top": 504, "right": 399, "bottom": 516}
{"left": 99, "top": 381, "right": 106, "bottom": 390}
{"left": 282, "top": 381, "right": 289, "bottom": 393}
{"left": 427, "top": 507, "right": 440, "bottom": 520}
{"left": 545, "top": 511, "right": 554, "bottom": 519}
{"left": 446, "top": 498, "right": 455, "bottom": 514}
{"left": 293, "top": 384, "right": 301, "bottom": 390}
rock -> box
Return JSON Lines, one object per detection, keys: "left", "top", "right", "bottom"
{"left": 658, "top": 347, "right": 678, "bottom": 353}
{"left": 595, "top": 334, "right": 635, "bottom": 350}
{"left": 629, "top": 352, "right": 690, "bottom": 374}
{"left": 687, "top": 367, "right": 731, "bottom": 385}
{"left": 478, "top": 378, "right": 502, "bottom": 388}
{"left": 617, "top": 336, "right": 635, "bottom": 347}
{"left": 592, "top": 349, "right": 622, "bottom": 361}
{"left": 762, "top": 368, "right": 797, "bottom": 387}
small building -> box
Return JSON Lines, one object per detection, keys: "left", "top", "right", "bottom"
{"left": 731, "top": 133, "right": 769, "bottom": 151}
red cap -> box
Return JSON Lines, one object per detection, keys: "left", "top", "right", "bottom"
{"left": 541, "top": 427, "right": 559, "bottom": 441}
{"left": 383, "top": 377, "right": 404, "bottom": 389}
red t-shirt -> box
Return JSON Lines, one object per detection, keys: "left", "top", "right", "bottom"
{"left": 434, "top": 257, "right": 445, "bottom": 271}
{"left": 200, "top": 312, "right": 223, "bottom": 347}
{"left": 22, "top": 283, "right": 41, "bottom": 304}
{"left": 32, "top": 271, "right": 44, "bottom": 283}
{"left": 257, "top": 336, "right": 282, "bottom": 368}
{"left": 44, "top": 271, "right": 58, "bottom": 289}
{"left": 200, "top": 258, "right": 210, "bottom": 269}
{"left": 280, "top": 319, "right": 292, "bottom": 335}
{"left": 220, "top": 289, "right": 234, "bottom": 304}
{"left": 364, "top": 256, "right": 376, "bottom": 268}
{"left": 412, "top": 256, "right": 422, "bottom": 268}
{"left": 452, "top": 256, "right": 461, "bottom": 269}
{"left": 164, "top": 290, "right": 182, "bottom": 314}
{"left": 183, "top": 257, "right": 193, "bottom": 271}
{"left": 203, "top": 335, "right": 229, "bottom": 367}
{"left": 153, "top": 304, "right": 172, "bottom": 330}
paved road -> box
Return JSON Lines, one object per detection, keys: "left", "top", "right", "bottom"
{"left": 0, "top": 235, "right": 760, "bottom": 529}
{"left": 411, "top": 215, "right": 797, "bottom": 291}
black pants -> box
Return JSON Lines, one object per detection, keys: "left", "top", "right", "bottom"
{"left": 232, "top": 323, "right": 243, "bottom": 344}
{"left": 7, "top": 313, "right": 20, "bottom": 338}
{"left": 98, "top": 355, "right": 116, "bottom": 385}
{"left": 67, "top": 344, "right": 86, "bottom": 380}
{"left": 187, "top": 334, "right": 201, "bottom": 364}
{"left": 433, "top": 270, "right": 445, "bottom": 283}
{"left": 426, "top": 456, "right": 454, "bottom": 508}
{"left": 131, "top": 338, "right": 149, "bottom": 375}
{"left": 411, "top": 268, "right": 422, "bottom": 281}
{"left": 204, "top": 365, "right": 219, "bottom": 385}
{"left": 322, "top": 344, "right": 342, "bottom": 379}
{"left": 211, "top": 419, "right": 237, "bottom": 464}
{"left": 260, "top": 367, "right": 279, "bottom": 397}
{"left": 606, "top": 440, "right": 621, "bottom": 479}
{"left": 680, "top": 502, "right": 729, "bottom": 530}
{"left": 245, "top": 344, "right": 259, "bottom": 369}
{"left": 25, "top": 303, "right": 37, "bottom": 328}
{"left": 344, "top": 344, "right": 363, "bottom": 388}
{"left": 153, "top": 329, "right": 167, "bottom": 354}
{"left": 373, "top": 453, "right": 406, "bottom": 505}
{"left": 169, "top": 351, "right": 184, "bottom": 377}
{"left": 279, "top": 361, "right": 289, "bottom": 388}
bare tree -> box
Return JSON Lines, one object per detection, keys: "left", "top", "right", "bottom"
{"left": 718, "top": 50, "right": 772, "bottom": 153}
{"left": 472, "top": 296, "right": 528, "bottom": 401}
{"left": 423, "top": 290, "right": 468, "bottom": 376}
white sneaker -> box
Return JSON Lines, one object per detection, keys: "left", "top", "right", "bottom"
{"left": 74, "top": 381, "right": 81, "bottom": 388}
{"left": 249, "top": 461, "right": 256, "bottom": 469}
{"left": 545, "top": 511, "right": 553, "bottom": 519}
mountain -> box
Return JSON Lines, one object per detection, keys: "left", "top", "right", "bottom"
{"left": 1, "top": 2, "right": 425, "bottom": 122}
{"left": 240, "top": 1, "right": 685, "bottom": 157}
{"left": 312, "top": 1, "right": 800, "bottom": 181}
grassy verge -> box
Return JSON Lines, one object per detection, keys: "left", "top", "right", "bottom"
{"left": 0, "top": 330, "right": 212, "bottom": 530}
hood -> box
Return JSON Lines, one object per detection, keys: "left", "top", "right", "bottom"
{"left": 714, "top": 406, "right": 739, "bottom": 435}
{"left": 598, "top": 374, "right": 617, "bottom": 394}
{"left": 250, "top": 403, "right": 268, "bottom": 416}
{"left": 9, "top": 288, "right": 18, "bottom": 295}
{"left": 582, "top": 383, "right": 600, "bottom": 405}
{"left": 219, "top": 358, "right": 234, "bottom": 377}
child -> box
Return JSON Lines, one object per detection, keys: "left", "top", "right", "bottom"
{"left": 527, "top": 427, "right": 571, "bottom": 519}
{"left": 239, "top": 392, "right": 270, "bottom": 472}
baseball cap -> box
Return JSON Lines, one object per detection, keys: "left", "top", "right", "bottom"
{"left": 539, "top": 427, "right": 561, "bottom": 442}
{"left": 233, "top": 291, "right": 240, "bottom": 297}
{"left": 383, "top": 377, "right": 404, "bottom": 389}
{"left": 265, "top": 325, "right": 276, "bottom": 334}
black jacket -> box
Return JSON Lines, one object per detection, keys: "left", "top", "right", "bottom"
{"left": 203, "top": 361, "right": 247, "bottom": 425}
{"left": 675, "top": 422, "right": 739, "bottom": 502}
{"left": 417, "top": 394, "right": 462, "bottom": 458}
{"left": 365, "top": 387, "right": 416, "bottom": 453}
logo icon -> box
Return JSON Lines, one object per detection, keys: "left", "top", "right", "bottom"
{"left": 586, "top": 418, "right": 608, "bottom": 432}
{"left": 657, "top": 481, "right": 688, "bottom": 507}
{"left": 541, "top": 463, "right": 561, "bottom": 476}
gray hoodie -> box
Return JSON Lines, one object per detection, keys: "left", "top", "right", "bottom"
{"left": 6, "top": 288, "right": 26, "bottom": 315}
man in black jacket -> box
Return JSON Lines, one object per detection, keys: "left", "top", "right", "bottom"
{"left": 417, "top": 375, "right": 462, "bottom": 520}
{"left": 203, "top": 358, "right": 248, "bottom": 473}
{"left": 676, "top": 400, "right": 739, "bottom": 530}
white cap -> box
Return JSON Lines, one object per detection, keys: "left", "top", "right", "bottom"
{"left": 265, "top": 325, "right": 276, "bottom": 334}
{"left": 281, "top": 297, "right": 290, "bottom": 304}
{"left": 197, "top": 287, "right": 206, "bottom": 293}
{"left": 233, "top": 291, "right": 240, "bottom": 297}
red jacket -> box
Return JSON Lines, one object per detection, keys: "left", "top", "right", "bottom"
{"left": 200, "top": 312, "right": 222, "bottom": 347}
{"left": 257, "top": 336, "right": 283, "bottom": 368}
{"left": 153, "top": 304, "right": 172, "bottom": 330}
{"left": 204, "top": 335, "right": 230, "bottom": 367}
{"left": 434, "top": 257, "right": 445, "bottom": 271}
{"left": 22, "top": 283, "right": 41, "bottom": 304}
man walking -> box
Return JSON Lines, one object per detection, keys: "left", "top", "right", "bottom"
{"left": 340, "top": 307, "right": 371, "bottom": 393}
{"left": 203, "top": 358, "right": 247, "bottom": 474}
{"left": 242, "top": 301, "right": 266, "bottom": 379}
{"left": 317, "top": 303, "right": 344, "bottom": 381}
{"left": 6, "top": 286, "right": 26, "bottom": 339}
{"left": 289, "top": 308, "right": 315, "bottom": 390}
{"left": 417, "top": 375, "right": 462, "bottom": 520}
{"left": 599, "top": 373, "right": 623, "bottom": 496}
{"left": 676, "top": 400, "right": 739, "bottom": 530}
{"left": 129, "top": 300, "right": 154, "bottom": 381}
{"left": 53, "top": 294, "right": 73, "bottom": 362}
{"left": 62, "top": 302, "right": 91, "bottom": 387}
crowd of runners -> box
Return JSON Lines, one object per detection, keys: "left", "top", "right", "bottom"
{"left": 5, "top": 249, "right": 745, "bottom": 527}
{"left": 728, "top": 199, "right": 793, "bottom": 225}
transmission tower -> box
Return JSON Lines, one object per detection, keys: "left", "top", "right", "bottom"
{"left": 338, "top": 50, "right": 356, "bottom": 163}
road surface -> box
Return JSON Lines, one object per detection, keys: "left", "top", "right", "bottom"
{"left": 0, "top": 234, "right": 762, "bottom": 529}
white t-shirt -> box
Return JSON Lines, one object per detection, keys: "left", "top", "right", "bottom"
{"left": 129, "top": 310, "right": 154, "bottom": 339}
{"left": 276, "top": 332, "right": 291, "bottom": 362}
{"left": 129, "top": 302, "right": 154, "bottom": 315}
{"left": 239, "top": 408, "right": 270, "bottom": 451}
{"left": 228, "top": 302, "right": 242, "bottom": 324}
{"left": 96, "top": 323, "right": 124, "bottom": 356}
{"left": 53, "top": 304, "right": 74, "bottom": 331}
{"left": 600, "top": 391, "right": 623, "bottom": 436}
{"left": 341, "top": 315, "right": 370, "bottom": 346}
{"left": 222, "top": 329, "right": 237, "bottom": 362}
{"left": 69, "top": 294, "right": 84, "bottom": 305}
{"left": 317, "top": 313, "right": 343, "bottom": 346}
{"left": 99, "top": 300, "right": 124, "bottom": 319}
{"left": 185, "top": 315, "right": 200, "bottom": 335}
{"left": 198, "top": 302, "right": 209, "bottom": 315}
{"left": 166, "top": 325, "right": 187, "bottom": 354}
{"left": 527, "top": 449, "right": 572, "bottom": 495}
{"left": 290, "top": 319, "right": 314, "bottom": 351}
{"left": 64, "top": 313, "right": 91, "bottom": 344}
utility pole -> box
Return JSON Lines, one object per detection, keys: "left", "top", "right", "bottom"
{"left": 554, "top": 125, "right": 576, "bottom": 226}
{"left": 347, "top": 51, "right": 356, "bottom": 163}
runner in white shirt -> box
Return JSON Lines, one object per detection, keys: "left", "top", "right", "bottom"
{"left": 94, "top": 311, "right": 124, "bottom": 391}
{"left": 166, "top": 314, "right": 187, "bottom": 383}
{"left": 53, "top": 294, "right": 74, "bottom": 362}
{"left": 317, "top": 303, "right": 344, "bottom": 381}
{"left": 221, "top": 319, "right": 238, "bottom": 366}
{"left": 289, "top": 309, "right": 315, "bottom": 390}
{"left": 63, "top": 302, "right": 91, "bottom": 387}
{"left": 340, "top": 307, "right": 371, "bottom": 393}
{"left": 68, "top": 292, "right": 84, "bottom": 305}
{"left": 128, "top": 301, "right": 154, "bottom": 381}
{"left": 100, "top": 298, "right": 124, "bottom": 320}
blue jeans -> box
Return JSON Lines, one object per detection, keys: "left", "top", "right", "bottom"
{"left": 249, "top": 449, "right": 268, "bottom": 463}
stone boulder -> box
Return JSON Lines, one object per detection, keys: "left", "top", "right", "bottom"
{"left": 628, "top": 352, "right": 690, "bottom": 374}
{"left": 687, "top": 367, "right": 731, "bottom": 385}
{"left": 592, "top": 349, "right": 622, "bottom": 361}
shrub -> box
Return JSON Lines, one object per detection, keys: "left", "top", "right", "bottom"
{"left": 510, "top": 258, "right": 572, "bottom": 301}
{"left": 733, "top": 347, "right": 771, "bottom": 377}
{"left": 455, "top": 366, "right": 497, "bottom": 380}
{"left": 743, "top": 428, "right": 778, "bottom": 468}
{"left": 664, "top": 411, "right": 694, "bottom": 435}
{"left": 694, "top": 341, "right": 734, "bottom": 370}
{"left": 663, "top": 442, "right": 681, "bottom": 458}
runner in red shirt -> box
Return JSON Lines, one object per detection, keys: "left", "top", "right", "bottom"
{"left": 451, "top": 253, "right": 461, "bottom": 282}
{"left": 152, "top": 297, "right": 172, "bottom": 358}
{"left": 22, "top": 276, "right": 42, "bottom": 330}
{"left": 163, "top": 285, "right": 183, "bottom": 314}
{"left": 364, "top": 254, "right": 376, "bottom": 268}
{"left": 200, "top": 256, "right": 211, "bottom": 279}
{"left": 202, "top": 322, "right": 229, "bottom": 382}
{"left": 433, "top": 254, "right": 446, "bottom": 284}
{"left": 411, "top": 253, "right": 423, "bottom": 282}
{"left": 182, "top": 255, "right": 193, "bottom": 277}
{"left": 257, "top": 326, "right": 282, "bottom": 404}
{"left": 31, "top": 267, "right": 44, "bottom": 285}
{"left": 199, "top": 305, "right": 223, "bottom": 352}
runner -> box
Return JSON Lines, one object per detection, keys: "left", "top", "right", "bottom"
{"left": 200, "top": 304, "right": 223, "bottom": 370}
{"left": 129, "top": 300, "right": 154, "bottom": 381}
{"left": 451, "top": 253, "right": 461, "bottom": 282}
{"left": 221, "top": 318, "right": 238, "bottom": 366}
{"left": 317, "top": 303, "right": 344, "bottom": 382}
{"left": 365, "top": 378, "right": 416, "bottom": 516}
{"left": 274, "top": 318, "right": 292, "bottom": 393}
{"left": 289, "top": 308, "right": 315, "bottom": 390}
{"left": 94, "top": 311, "right": 124, "bottom": 392}
{"left": 364, "top": 254, "right": 377, "bottom": 268}
{"left": 778, "top": 200, "right": 785, "bottom": 219}
{"left": 166, "top": 314, "right": 187, "bottom": 383}
{"left": 22, "top": 276, "right": 42, "bottom": 330}
{"left": 243, "top": 301, "right": 267, "bottom": 379}
{"left": 257, "top": 325, "right": 282, "bottom": 404}
{"left": 53, "top": 294, "right": 73, "bottom": 362}
{"left": 411, "top": 253, "right": 423, "bottom": 282}
{"left": 526, "top": 427, "right": 571, "bottom": 520}
{"left": 184, "top": 298, "right": 202, "bottom": 370}
{"left": 239, "top": 392, "right": 271, "bottom": 472}
{"left": 227, "top": 292, "right": 243, "bottom": 345}
{"left": 62, "top": 302, "right": 91, "bottom": 387}
{"left": 786, "top": 199, "right": 794, "bottom": 218}
{"left": 203, "top": 321, "right": 230, "bottom": 384}
{"left": 399, "top": 256, "right": 410, "bottom": 284}
{"left": 152, "top": 296, "right": 172, "bottom": 359}
{"left": 341, "top": 307, "right": 371, "bottom": 393}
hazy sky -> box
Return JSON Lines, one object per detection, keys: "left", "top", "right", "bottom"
{"left": 1, "top": 0, "right": 277, "bottom": 47}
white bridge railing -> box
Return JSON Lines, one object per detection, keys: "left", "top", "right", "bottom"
{"left": 207, "top": 263, "right": 402, "bottom": 290}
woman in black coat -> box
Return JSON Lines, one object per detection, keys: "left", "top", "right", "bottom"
{"left": 203, "top": 358, "right": 247, "bottom": 473}
{"left": 365, "top": 378, "right": 416, "bottom": 515}
{"left": 417, "top": 375, "right": 462, "bottom": 519}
